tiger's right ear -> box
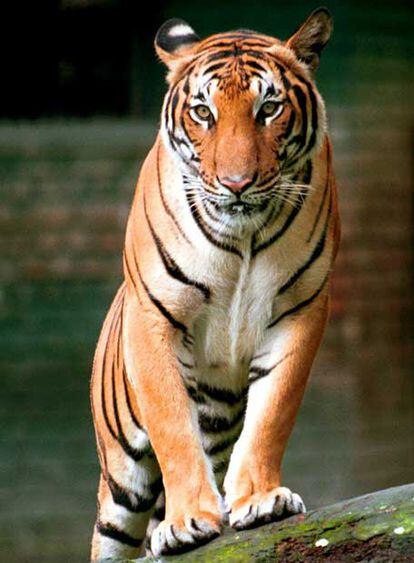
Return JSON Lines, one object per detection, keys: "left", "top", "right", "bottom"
{"left": 155, "top": 19, "right": 200, "bottom": 75}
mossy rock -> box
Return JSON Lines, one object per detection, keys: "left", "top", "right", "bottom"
{"left": 134, "top": 484, "right": 414, "bottom": 562}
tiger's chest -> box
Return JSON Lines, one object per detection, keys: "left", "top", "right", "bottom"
{"left": 189, "top": 249, "right": 284, "bottom": 387}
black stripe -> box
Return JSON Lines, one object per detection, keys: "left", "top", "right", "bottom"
{"left": 156, "top": 145, "right": 191, "bottom": 244}
{"left": 177, "top": 357, "right": 195, "bottom": 369}
{"left": 202, "top": 61, "right": 228, "bottom": 75}
{"left": 275, "top": 63, "right": 292, "bottom": 92}
{"left": 144, "top": 195, "right": 211, "bottom": 300}
{"left": 111, "top": 317, "right": 151, "bottom": 463}
{"left": 164, "top": 82, "right": 179, "bottom": 132}
{"left": 307, "top": 148, "right": 331, "bottom": 242}
{"left": 282, "top": 108, "right": 296, "bottom": 140}
{"left": 197, "top": 382, "right": 247, "bottom": 406}
{"left": 275, "top": 61, "right": 320, "bottom": 161}
{"left": 202, "top": 34, "right": 272, "bottom": 46}
{"left": 185, "top": 384, "right": 206, "bottom": 404}
{"left": 240, "top": 40, "right": 275, "bottom": 48}
{"left": 248, "top": 70, "right": 265, "bottom": 80}
{"left": 171, "top": 89, "right": 180, "bottom": 116}
{"left": 249, "top": 351, "right": 294, "bottom": 385}
{"left": 252, "top": 163, "right": 312, "bottom": 257}
{"left": 200, "top": 200, "right": 243, "bottom": 242}
{"left": 200, "top": 39, "right": 243, "bottom": 49}
{"left": 134, "top": 255, "right": 189, "bottom": 334}
{"left": 204, "top": 50, "right": 235, "bottom": 63}
{"left": 290, "top": 85, "right": 308, "bottom": 157}
{"left": 124, "top": 252, "right": 142, "bottom": 304}
{"left": 183, "top": 332, "right": 195, "bottom": 345}
{"left": 254, "top": 199, "right": 284, "bottom": 235}
{"left": 205, "top": 435, "right": 237, "bottom": 456}
{"left": 199, "top": 201, "right": 242, "bottom": 243}
{"left": 183, "top": 75, "right": 190, "bottom": 95}
{"left": 96, "top": 520, "right": 142, "bottom": 548}
{"left": 277, "top": 213, "right": 329, "bottom": 296}
{"left": 117, "top": 307, "right": 143, "bottom": 431}
{"left": 179, "top": 113, "right": 198, "bottom": 164}
{"left": 100, "top": 294, "right": 124, "bottom": 440}
{"left": 241, "top": 50, "right": 268, "bottom": 60}
{"left": 122, "top": 367, "right": 143, "bottom": 430}
{"left": 303, "top": 160, "right": 313, "bottom": 184}
{"left": 252, "top": 197, "right": 301, "bottom": 257}
{"left": 201, "top": 198, "right": 224, "bottom": 222}
{"left": 148, "top": 476, "right": 164, "bottom": 497}
{"left": 267, "top": 274, "right": 329, "bottom": 329}
{"left": 198, "top": 407, "right": 245, "bottom": 433}
{"left": 107, "top": 474, "right": 160, "bottom": 513}
{"left": 305, "top": 81, "right": 319, "bottom": 153}
{"left": 168, "top": 129, "right": 194, "bottom": 163}
{"left": 185, "top": 191, "right": 242, "bottom": 258}
{"left": 250, "top": 201, "right": 285, "bottom": 254}
{"left": 202, "top": 35, "right": 271, "bottom": 47}
{"left": 153, "top": 504, "right": 166, "bottom": 521}
{"left": 245, "top": 59, "right": 268, "bottom": 73}
{"left": 248, "top": 366, "right": 272, "bottom": 382}
{"left": 252, "top": 351, "right": 270, "bottom": 361}
{"left": 182, "top": 335, "right": 194, "bottom": 352}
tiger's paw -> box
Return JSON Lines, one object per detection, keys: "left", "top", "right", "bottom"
{"left": 150, "top": 512, "right": 222, "bottom": 556}
{"left": 229, "top": 486, "right": 306, "bottom": 530}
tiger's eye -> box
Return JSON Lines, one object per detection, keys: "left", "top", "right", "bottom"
{"left": 261, "top": 101, "right": 279, "bottom": 116}
{"left": 194, "top": 105, "right": 212, "bottom": 120}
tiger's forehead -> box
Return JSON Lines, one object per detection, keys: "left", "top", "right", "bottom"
{"left": 185, "top": 31, "right": 287, "bottom": 95}
{"left": 194, "top": 29, "right": 278, "bottom": 52}
{"left": 186, "top": 49, "right": 284, "bottom": 101}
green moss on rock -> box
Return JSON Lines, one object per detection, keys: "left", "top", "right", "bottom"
{"left": 132, "top": 484, "right": 414, "bottom": 562}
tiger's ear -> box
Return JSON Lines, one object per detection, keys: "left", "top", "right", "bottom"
{"left": 285, "top": 8, "right": 333, "bottom": 74}
{"left": 155, "top": 19, "right": 200, "bottom": 74}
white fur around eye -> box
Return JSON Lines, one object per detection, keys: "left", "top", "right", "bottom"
{"left": 265, "top": 102, "right": 284, "bottom": 122}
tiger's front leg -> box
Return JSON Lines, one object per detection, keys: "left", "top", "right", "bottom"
{"left": 224, "top": 290, "right": 329, "bottom": 529}
{"left": 123, "top": 293, "right": 224, "bottom": 556}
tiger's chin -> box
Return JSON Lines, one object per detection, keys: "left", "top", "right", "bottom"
{"left": 215, "top": 200, "right": 274, "bottom": 236}
{"left": 221, "top": 201, "right": 264, "bottom": 217}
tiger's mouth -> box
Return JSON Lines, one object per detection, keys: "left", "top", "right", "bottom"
{"left": 220, "top": 200, "right": 267, "bottom": 216}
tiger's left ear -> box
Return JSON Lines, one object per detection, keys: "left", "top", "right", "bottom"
{"left": 285, "top": 8, "right": 333, "bottom": 74}
{"left": 155, "top": 19, "right": 200, "bottom": 75}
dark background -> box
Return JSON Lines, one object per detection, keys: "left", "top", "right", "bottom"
{"left": 1, "top": 1, "right": 413, "bottom": 561}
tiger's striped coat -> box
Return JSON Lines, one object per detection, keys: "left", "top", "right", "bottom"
{"left": 90, "top": 8, "right": 340, "bottom": 559}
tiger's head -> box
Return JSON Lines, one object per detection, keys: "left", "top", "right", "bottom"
{"left": 155, "top": 9, "right": 333, "bottom": 223}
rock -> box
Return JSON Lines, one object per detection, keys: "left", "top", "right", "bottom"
{"left": 135, "top": 484, "right": 414, "bottom": 562}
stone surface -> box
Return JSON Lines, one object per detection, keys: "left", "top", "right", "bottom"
{"left": 135, "top": 484, "right": 414, "bottom": 562}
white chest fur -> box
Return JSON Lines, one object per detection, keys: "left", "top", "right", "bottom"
{"left": 192, "top": 248, "right": 282, "bottom": 384}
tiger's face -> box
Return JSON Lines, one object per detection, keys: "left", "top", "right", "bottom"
{"left": 156, "top": 12, "right": 332, "bottom": 224}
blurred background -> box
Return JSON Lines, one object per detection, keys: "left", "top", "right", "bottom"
{"left": 1, "top": 0, "right": 413, "bottom": 561}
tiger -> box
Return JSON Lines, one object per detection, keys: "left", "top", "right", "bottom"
{"left": 90, "top": 7, "right": 340, "bottom": 560}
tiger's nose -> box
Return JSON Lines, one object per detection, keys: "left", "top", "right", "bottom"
{"left": 217, "top": 174, "right": 256, "bottom": 193}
